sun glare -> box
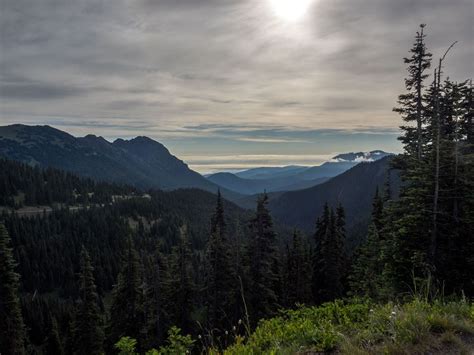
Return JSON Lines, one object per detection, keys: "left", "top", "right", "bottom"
{"left": 269, "top": 0, "right": 314, "bottom": 22}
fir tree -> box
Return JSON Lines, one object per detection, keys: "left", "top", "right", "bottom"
{"left": 312, "top": 204, "right": 347, "bottom": 303}
{"left": 394, "top": 24, "right": 432, "bottom": 159}
{"left": 165, "top": 226, "right": 194, "bottom": 333}
{"left": 0, "top": 223, "right": 26, "bottom": 355}
{"left": 73, "top": 247, "right": 104, "bottom": 355}
{"left": 349, "top": 190, "right": 386, "bottom": 299}
{"left": 386, "top": 25, "right": 434, "bottom": 294}
{"left": 204, "top": 191, "right": 235, "bottom": 331}
{"left": 246, "top": 193, "right": 279, "bottom": 324}
{"left": 107, "top": 236, "right": 145, "bottom": 351}
{"left": 284, "top": 230, "right": 312, "bottom": 307}
{"left": 142, "top": 244, "right": 167, "bottom": 349}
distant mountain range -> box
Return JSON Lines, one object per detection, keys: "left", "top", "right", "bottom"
{"left": 0, "top": 124, "right": 400, "bottom": 245}
{"left": 206, "top": 150, "right": 392, "bottom": 195}
{"left": 234, "top": 156, "right": 400, "bottom": 246}
{"left": 0, "top": 124, "right": 239, "bottom": 199}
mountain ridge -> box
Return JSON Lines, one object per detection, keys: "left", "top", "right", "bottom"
{"left": 0, "top": 124, "right": 239, "bottom": 199}
{"left": 207, "top": 150, "right": 393, "bottom": 196}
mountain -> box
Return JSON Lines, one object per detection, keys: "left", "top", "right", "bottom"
{"left": 0, "top": 124, "right": 238, "bottom": 198}
{"left": 267, "top": 157, "right": 400, "bottom": 246}
{"left": 293, "top": 150, "right": 393, "bottom": 181}
{"left": 207, "top": 172, "right": 330, "bottom": 195}
{"left": 235, "top": 165, "right": 308, "bottom": 180}
{"left": 207, "top": 150, "right": 392, "bottom": 196}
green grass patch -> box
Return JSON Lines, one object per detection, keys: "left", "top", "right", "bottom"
{"left": 223, "top": 298, "right": 474, "bottom": 354}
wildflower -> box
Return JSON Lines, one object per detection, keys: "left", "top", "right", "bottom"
{"left": 198, "top": 335, "right": 202, "bottom": 339}
{"left": 369, "top": 309, "right": 374, "bottom": 313}
{"left": 391, "top": 311, "right": 396, "bottom": 316}
{"left": 233, "top": 326, "right": 236, "bottom": 331}
{"left": 225, "top": 330, "right": 229, "bottom": 335}
{"left": 238, "top": 319, "right": 242, "bottom": 325}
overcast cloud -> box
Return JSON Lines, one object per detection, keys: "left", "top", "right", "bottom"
{"left": 0, "top": 0, "right": 472, "bottom": 172}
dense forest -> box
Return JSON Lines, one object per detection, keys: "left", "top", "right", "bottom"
{"left": 0, "top": 25, "right": 473, "bottom": 354}
{"left": 0, "top": 158, "right": 137, "bottom": 208}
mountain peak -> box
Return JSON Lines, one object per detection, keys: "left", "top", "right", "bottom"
{"left": 331, "top": 150, "right": 391, "bottom": 163}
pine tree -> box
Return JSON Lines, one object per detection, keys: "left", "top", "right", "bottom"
{"left": 349, "top": 190, "right": 386, "bottom": 299}
{"left": 73, "top": 247, "right": 104, "bottom": 355}
{"left": 245, "top": 193, "right": 279, "bottom": 324}
{"left": 107, "top": 236, "right": 145, "bottom": 351}
{"left": 394, "top": 24, "right": 432, "bottom": 159}
{"left": 312, "top": 204, "right": 347, "bottom": 303}
{"left": 371, "top": 187, "right": 384, "bottom": 231}
{"left": 284, "top": 230, "right": 312, "bottom": 307}
{"left": 142, "top": 244, "right": 167, "bottom": 349}
{"left": 385, "top": 25, "right": 434, "bottom": 294}
{"left": 385, "top": 26, "right": 474, "bottom": 297}
{"left": 312, "top": 203, "right": 330, "bottom": 303}
{"left": 204, "top": 191, "right": 235, "bottom": 331}
{"left": 0, "top": 223, "right": 26, "bottom": 355}
{"left": 165, "top": 225, "right": 194, "bottom": 333}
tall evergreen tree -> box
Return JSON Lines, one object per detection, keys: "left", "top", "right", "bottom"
{"left": 312, "top": 204, "right": 347, "bottom": 303}
{"left": 165, "top": 226, "right": 194, "bottom": 333}
{"left": 312, "top": 203, "right": 330, "bottom": 303}
{"left": 0, "top": 223, "right": 26, "bottom": 355}
{"left": 142, "top": 244, "right": 167, "bottom": 349}
{"left": 349, "top": 190, "right": 386, "bottom": 299}
{"left": 385, "top": 25, "right": 434, "bottom": 294}
{"left": 394, "top": 24, "right": 432, "bottom": 159}
{"left": 107, "top": 236, "right": 145, "bottom": 350}
{"left": 283, "top": 230, "right": 312, "bottom": 307}
{"left": 384, "top": 26, "right": 473, "bottom": 297}
{"left": 73, "top": 247, "right": 104, "bottom": 355}
{"left": 204, "top": 191, "right": 235, "bottom": 331}
{"left": 245, "top": 193, "right": 279, "bottom": 324}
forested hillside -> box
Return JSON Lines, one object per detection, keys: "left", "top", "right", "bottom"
{"left": 0, "top": 158, "right": 136, "bottom": 208}
{"left": 0, "top": 125, "right": 238, "bottom": 199}
{"left": 269, "top": 156, "right": 400, "bottom": 243}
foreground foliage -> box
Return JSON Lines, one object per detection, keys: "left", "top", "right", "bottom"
{"left": 224, "top": 298, "right": 474, "bottom": 354}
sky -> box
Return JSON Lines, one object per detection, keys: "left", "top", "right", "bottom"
{"left": 0, "top": 0, "right": 472, "bottom": 173}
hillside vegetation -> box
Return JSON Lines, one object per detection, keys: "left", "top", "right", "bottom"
{"left": 224, "top": 298, "right": 474, "bottom": 354}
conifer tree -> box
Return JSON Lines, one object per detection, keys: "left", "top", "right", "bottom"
{"left": 204, "top": 191, "right": 234, "bottom": 331}
{"left": 394, "top": 24, "right": 432, "bottom": 159}
{"left": 312, "top": 203, "right": 330, "bottom": 303}
{"left": 386, "top": 25, "right": 434, "bottom": 294}
{"left": 246, "top": 193, "right": 279, "bottom": 324}
{"left": 108, "top": 236, "right": 145, "bottom": 351}
{"left": 349, "top": 190, "right": 386, "bottom": 299}
{"left": 73, "top": 247, "right": 104, "bottom": 355}
{"left": 371, "top": 187, "right": 384, "bottom": 232}
{"left": 284, "top": 230, "right": 312, "bottom": 307}
{"left": 312, "top": 204, "right": 347, "bottom": 303}
{"left": 142, "top": 244, "right": 167, "bottom": 349}
{"left": 385, "top": 26, "right": 474, "bottom": 297}
{"left": 165, "top": 226, "right": 194, "bottom": 333}
{"left": 0, "top": 223, "right": 26, "bottom": 355}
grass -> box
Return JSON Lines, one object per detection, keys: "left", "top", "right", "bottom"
{"left": 222, "top": 298, "right": 474, "bottom": 354}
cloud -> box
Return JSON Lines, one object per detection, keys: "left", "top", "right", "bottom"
{"left": 0, "top": 78, "right": 87, "bottom": 100}
{"left": 182, "top": 153, "right": 335, "bottom": 173}
{"left": 0, "top": 0, "right": 471, "bottom": 170}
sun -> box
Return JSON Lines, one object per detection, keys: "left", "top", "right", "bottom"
{"left": 269, "top": 0, "right": 314, "bottom": 22}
